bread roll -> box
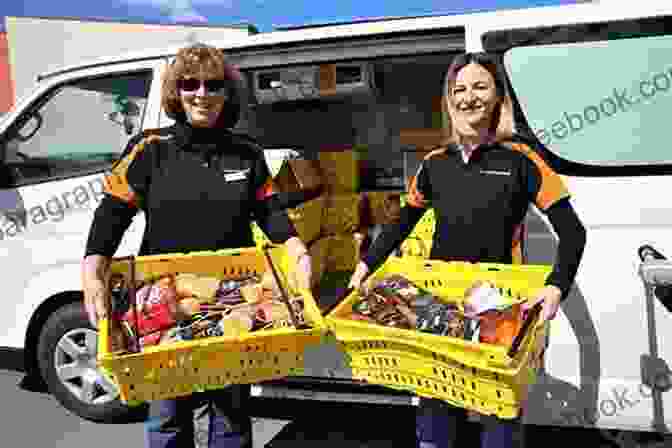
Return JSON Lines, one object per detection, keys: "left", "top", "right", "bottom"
{"left": 175, "top": 273, "right": 221, "bottom": 299}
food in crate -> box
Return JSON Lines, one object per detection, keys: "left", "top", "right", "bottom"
{"left": 348, "top": 275, "right": 525, "bottom": 345}
{"left": 463, "top": 280, "right": 524, "bottom": 346}
{"left": 109, "top": 271, "right": 307, "bottom": 351}
{"left": 349, "top": 275, "right": 470, "bottom": 337}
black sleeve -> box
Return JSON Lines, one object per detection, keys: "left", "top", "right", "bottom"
{"left": 83, "top": 133, "right": 149, "bottom": 257}
{"left": 543, "top": 197, "right": 587, "bottom": 300}
{"left": 84, "top": 196, "right": 137, "bottom": 257}
{"left": 361, "top": 159, "right": 432, "bottom": 271}
{"left": 361, "top": 205, "right": 428, "bottom": 272}
{"left": 249, "top": 149, "right": 299, "bottom": 243}
{"left": 517, "top": 144, "right": 585, "bottom": 299}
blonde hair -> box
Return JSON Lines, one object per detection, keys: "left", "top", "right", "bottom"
{"left": 439, "top": 52, "right": 515, "bottom": 146}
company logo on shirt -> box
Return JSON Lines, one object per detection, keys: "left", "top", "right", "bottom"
{"left": 223, "top": 168, "right": 250, "bottom": 182}
{"left": 480, "top": 169, "right": 511, "bottom": 176}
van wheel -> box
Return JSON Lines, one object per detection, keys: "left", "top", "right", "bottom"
{"left": 36, "top": 301, "right": 148, "bottom": 423}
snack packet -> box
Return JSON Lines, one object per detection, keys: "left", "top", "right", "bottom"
{"left": 122, "top": 280, "right": 179, "bottom": 339}
{"left": 463, "top": 281, "right": 523, "bottom": 346}
{"left": 216, "top": 276, "right": 261, "bottom": 305}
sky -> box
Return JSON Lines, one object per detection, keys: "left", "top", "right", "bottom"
{"left": 1, "top": 0, "right": 586, "bottom": 33}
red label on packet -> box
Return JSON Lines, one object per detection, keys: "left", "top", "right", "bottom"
{"left": 123, "top": 285, "right": 177, "bottom": 337}
{"left": 123, "top": 301, "right": 175, "bottom": 336}
{"left": 139, "top": 331, "right": 164, "bottom": 348}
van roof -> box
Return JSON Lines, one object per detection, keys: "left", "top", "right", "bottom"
{"left": 38, "top": 1, "right": 672, "bottom": 82}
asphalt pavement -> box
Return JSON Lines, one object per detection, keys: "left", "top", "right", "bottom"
{"left": 0, "top": 368, "right": 420, "bottom": 448}
{"left": 0, "top": 369, "right": 290, "bottom": 448}
{"left": 5, "top": 367, "right": 665, "bottom": 448}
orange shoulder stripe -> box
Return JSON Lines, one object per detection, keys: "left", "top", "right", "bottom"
{"left": 104, "top": 135, "right": 159, "bottom": 206}
{"left": 506, "top": 142, "right": 570, "bottom": 211}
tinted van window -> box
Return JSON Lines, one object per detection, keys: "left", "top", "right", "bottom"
{"left": 504, "top": 34, "right": 672, "bottom": 166}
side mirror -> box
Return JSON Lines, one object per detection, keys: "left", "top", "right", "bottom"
{"left": 15, "top": 112, "right": 42, "bottom": 142}
{"left": 107, "top": 99, "right": 140, "bottom": 136}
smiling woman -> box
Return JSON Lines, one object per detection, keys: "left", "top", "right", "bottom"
{"left": 348, "top": 51, "right": 587, "bottom": 448}
{"left": 161, "top": 43, "right": 244, "bottom": 130}
{"left": 81, "top": 42, "right": 312, "bottom": 448}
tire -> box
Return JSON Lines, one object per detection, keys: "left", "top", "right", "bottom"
{"left": 36, "top": 301, "right": 148, "bottom": 423}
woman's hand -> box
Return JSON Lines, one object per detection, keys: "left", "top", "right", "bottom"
{"left": 348, "top": 261, "right": 370, "bottom": 291}
{"left": 285, "top": 237, "right": 312, "bottom": 291}
{"left": 522, "top": 284, "right": 562, "bottom": 327}
{"left": 81, "top": 255, "right": 111, "bottom": 329}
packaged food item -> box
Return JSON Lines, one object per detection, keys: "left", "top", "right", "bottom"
{"left": 463, "top": 280, "right": 523, "bottom": 346}
{"left": 349, "top": 312, "right": 376, "bottom": 323}
{"left": 254, "top": 297, "right": 305, "bottom": 329}
{"left": 415, "top": 301, "right": 466, "bottom": 337}
{"left": 109, "top": 273, "right": 130, "bottom": 318}
{"left": 348, "top": 274, "right": 473, "bottom": 337}
{"left": 215, "top": 276, "right": 260, "bottom": 305}
{"left": 111, "top": 272, "right": 309, "bottom": 351}
{"left": 122, "top": 282, "right": 179, "bottom": 338}
{"left": 174, "top": 320, "right": 194, "bottom": 341}
{"left": 241, "top": 283, "right": 265, "bottom": 303}
{"left": 260, "top": 271, "right": 281, "bottom": 295}
{"left": 176, "top": 297, "right": 201, "bottom": 319}
{"left": 175, "top": 273, "right": 222, "bottom": 300}
{"left": 474, "top": 307, "right": 523, "bottom": 346}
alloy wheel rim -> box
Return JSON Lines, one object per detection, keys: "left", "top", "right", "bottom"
{"left": 53, "top": 328, "right": 119, "bottom": 405}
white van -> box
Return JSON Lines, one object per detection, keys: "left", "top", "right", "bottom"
{"left": 1, "top": 2, "right": 672, "bottom": 445}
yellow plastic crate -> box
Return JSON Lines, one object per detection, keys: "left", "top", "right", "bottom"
{"left": 97, "top": 246, "right": 328, "bottom": 405}
{"left": 410, "top": 208, "right": 436, "bottom": 241}
{"left": 253, "top": 196, "right": 326, "bottom": 246}
{"left": 400, "top": 236, "right": 431, "bottom": 259}
{"left": 398, "top": 195, "right": 435, "bottom": 255}
{"left": 326, "top": 256, "right": 551, "bottom": 419}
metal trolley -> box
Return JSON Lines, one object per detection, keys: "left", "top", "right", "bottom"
{"left": 637, "top": 245, "right": 672, "bottom": 437}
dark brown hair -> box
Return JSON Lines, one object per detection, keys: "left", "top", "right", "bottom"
{"left": 161, "top": 42, "right": 245, "bottom": 129}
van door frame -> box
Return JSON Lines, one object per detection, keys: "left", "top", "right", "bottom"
{"left": 223, "top": 28, "right": 465, "bottom": 69}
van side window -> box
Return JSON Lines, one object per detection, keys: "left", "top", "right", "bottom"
{"left": 3, "top": 71, "right": 152, "bottom": 185}
{"left": 504, "top": 34, "right": 672, "bottom": 167}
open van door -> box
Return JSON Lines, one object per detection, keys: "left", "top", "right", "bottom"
{"left": 482, "top": 11, "right": 672, "bottom": 439}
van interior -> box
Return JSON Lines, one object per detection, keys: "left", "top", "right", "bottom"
{"left": 237, "top": 51, "right": 459, "bottom": 191}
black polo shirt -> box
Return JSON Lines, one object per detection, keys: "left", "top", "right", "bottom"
{"left": 85, "top": 122, "right": 298, "bottom": 258}
{"left": 363, "top": 136, "right": 570, "bottom": 266}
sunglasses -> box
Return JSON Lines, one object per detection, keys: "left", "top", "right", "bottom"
{"left": 177, "top": 78, "right": 230, "bottom": 96}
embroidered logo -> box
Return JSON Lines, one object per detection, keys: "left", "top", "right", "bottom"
{"left": 223, "top": 169, "right": 250, "bottom": 182}
{"left": 480, "top": 169, "right": 511, "bottom": 176}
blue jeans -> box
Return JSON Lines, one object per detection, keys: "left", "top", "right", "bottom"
{"left": 416, "top": 399, "right": 523, "bottom": 448}
{"left": 145, "top": 385, "right": 252, "bottom": 448}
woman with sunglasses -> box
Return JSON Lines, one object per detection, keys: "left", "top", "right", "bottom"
{"left": 348, "top": 52, "right": 587, "bottom": 448}
{"left": 81, "top": 43, "right": 313, "bottom": 448}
